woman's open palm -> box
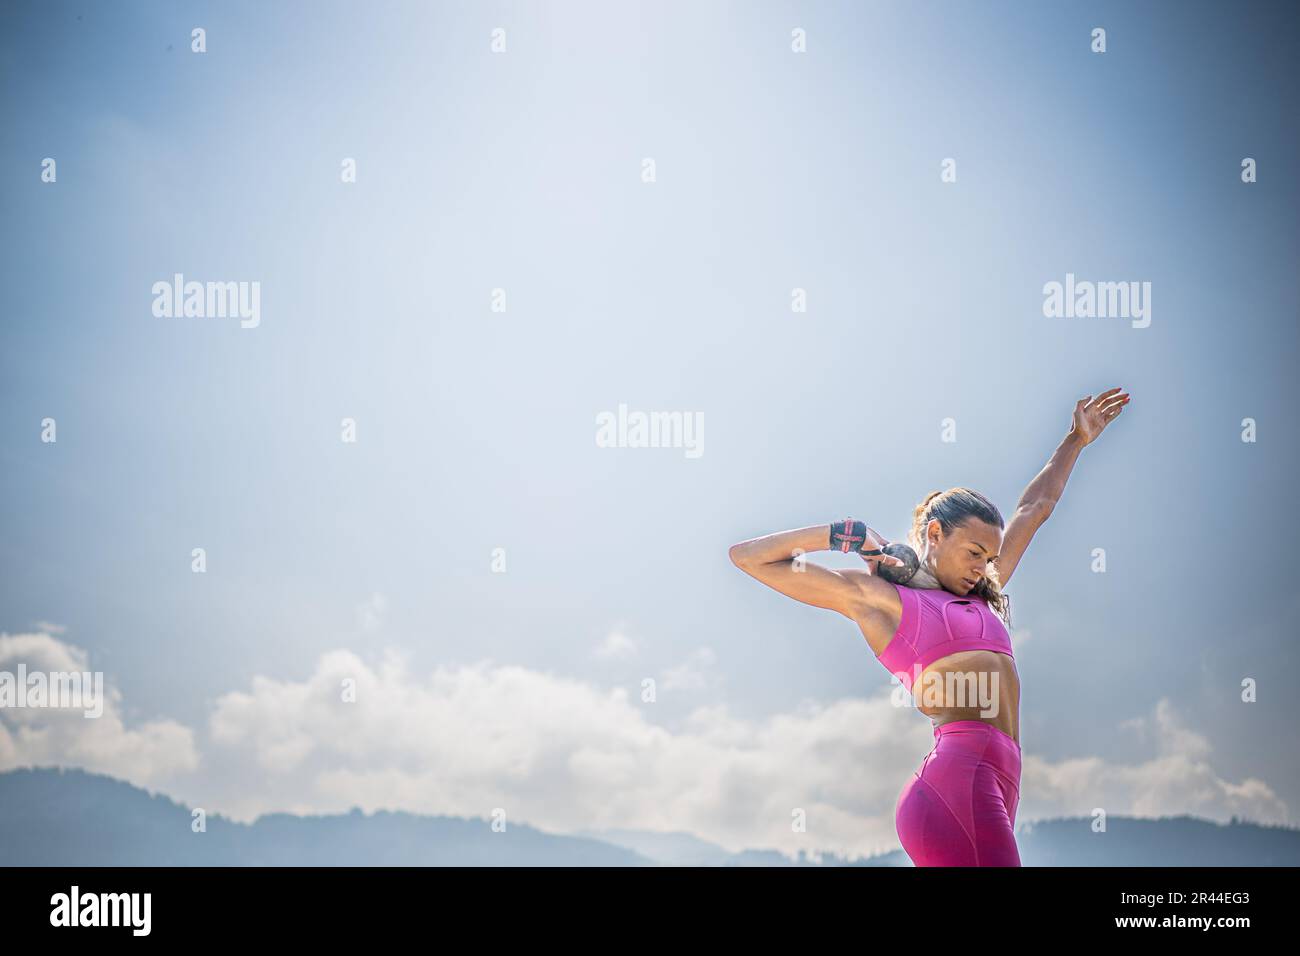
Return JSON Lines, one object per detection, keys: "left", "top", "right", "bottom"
{"left": 1071, "top": 387, "right": 1130, "bottom": 446}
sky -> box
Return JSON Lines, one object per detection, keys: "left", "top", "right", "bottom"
{"left": 1, "top": 0, "right": 1298, "bottom": 860}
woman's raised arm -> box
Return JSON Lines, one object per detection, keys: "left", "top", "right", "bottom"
{"left": 995, "top": 387, "right": 1131, "bottom": 586}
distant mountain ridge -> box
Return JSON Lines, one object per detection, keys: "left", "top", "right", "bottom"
{"left": 1, "top": 767, "right": 1296, "bottom": 866}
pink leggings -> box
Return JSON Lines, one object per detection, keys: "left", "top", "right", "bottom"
{"left": 895, "top": 720, "right": 1022, "bottom": 866}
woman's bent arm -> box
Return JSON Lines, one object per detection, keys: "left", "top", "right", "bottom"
{"left": 729, "top": 525, "right": 832, "bottom": 566}
{"left": 729, "top": 525, "right": 874, "bottom": 618}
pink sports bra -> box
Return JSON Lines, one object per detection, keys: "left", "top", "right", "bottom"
{"left": 875, "top": 582, "right": 1015, "bottom": 692}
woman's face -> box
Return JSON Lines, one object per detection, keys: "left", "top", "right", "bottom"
{"left": 924, "top": 518, "right": 1003, "bottom": 594}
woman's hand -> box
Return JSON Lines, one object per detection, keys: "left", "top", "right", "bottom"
{"left": 1070, "top": 387, "right": 1130, "bottom": 446}
{"left": 857, "top": 526, "right": 908, "bottom": 575}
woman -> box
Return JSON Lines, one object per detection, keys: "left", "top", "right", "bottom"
{"left": 728, "top": 388, "right": 1130, "bottom": 866}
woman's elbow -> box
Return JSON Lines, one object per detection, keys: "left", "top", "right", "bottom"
{"left": 729, "top": 542, "right": 758, "bottom": 568}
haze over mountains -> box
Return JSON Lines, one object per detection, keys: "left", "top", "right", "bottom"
{"left": 3, "top": 767, "right": 1297, "bottom": 866}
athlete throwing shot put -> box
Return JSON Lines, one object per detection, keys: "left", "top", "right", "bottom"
{"left": 728, "top": 388, "right": 1130, "bottom": 866}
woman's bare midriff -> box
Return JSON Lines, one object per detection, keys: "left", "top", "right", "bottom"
{"left": 914, "top": 651, "right": 1020, "bottom": 745}
{"left": 855, "top": 595, "right": 1021, "bottom": 747}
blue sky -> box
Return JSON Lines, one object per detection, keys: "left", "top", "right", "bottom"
{"left": 1, "top": 0, "right": 1297, "bottom": 858}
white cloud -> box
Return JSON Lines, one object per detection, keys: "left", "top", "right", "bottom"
{"left": 201, "top": 656, "right": 1289, "bottom": 854}
{"left": 203, "top": 649, "right": 928, "bottom": 856}
{"left": 593, "top": 628, "right": 637, "bottom": 660}
{"left": 0, "top": 631, "right": 199, "bottom": 784}
{"left": 1022, "top": 698, "right": 1286, "bottom": 824}
{"left": 661, "top": 647, "right": 718, "bottom": 692}
{"left": 356, "top": 593, "right": 387, "bottom": 632}
{"left": 2, "top": 631, "right": 1288, "bottom": 859}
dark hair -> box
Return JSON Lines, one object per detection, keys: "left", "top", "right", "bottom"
{"left": 907, "top": 487, "right": 1011, "bottom": 626}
